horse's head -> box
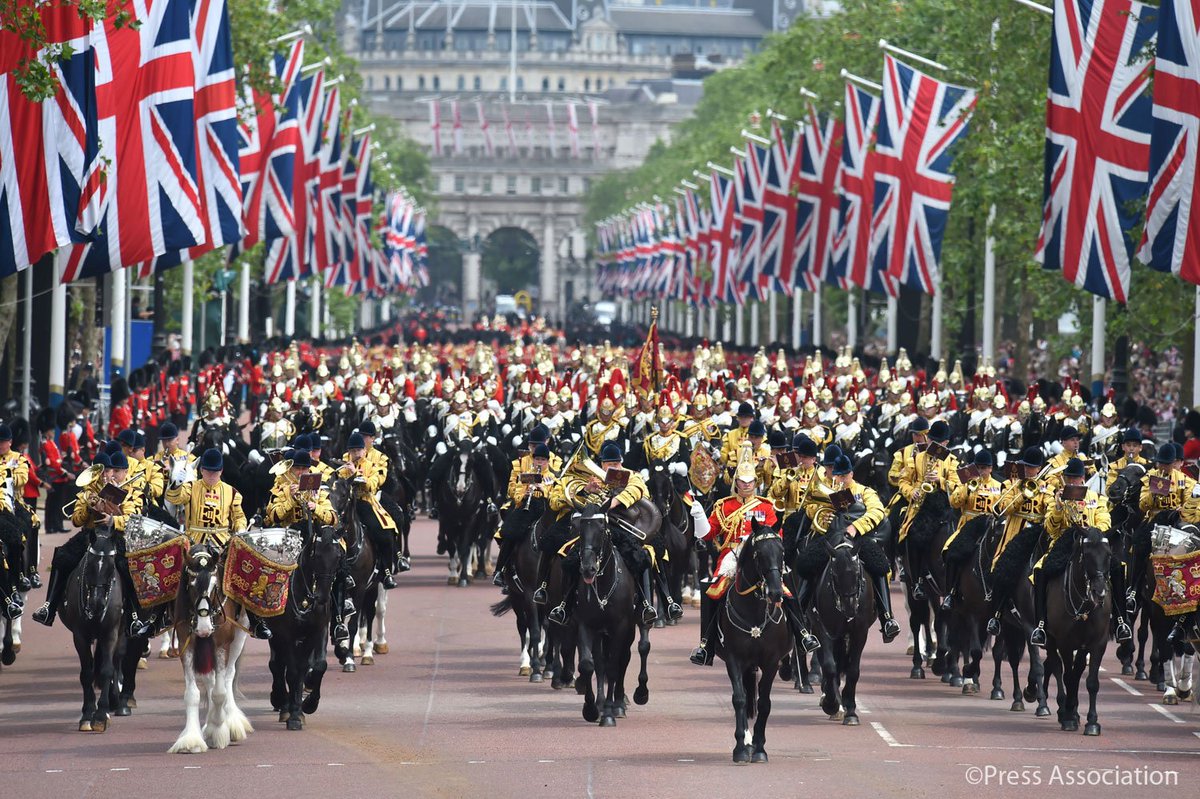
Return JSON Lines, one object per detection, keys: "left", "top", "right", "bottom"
{"left": 646, "top": 464, "right": 674, "bottom": 517}
{"left": 740, "top": 519, "right": 785, "bottom": 605}
{"left": 302, "top": 525, "right": 342, "bottom": 607}
{"left": 1107, "top": 464, "right": 1146, "bottom": 508}
{"left": 80, "top": 531, "right": 118, "bottom": 622}
{"left": 450, "top": 441, "right": 478, "bottom": 499}
{"left": 1074, "top": 526, "right": 1112, "bottom": 608}
{"left": 181, "top": 544, "right": 222, "bottom": 638}
{"left": 573, "top": 503, "right": 610, "bottom": 585}
{"left": 823, "top": 525, "right": 865, "bottom": 617}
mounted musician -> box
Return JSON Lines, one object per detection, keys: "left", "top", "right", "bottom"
{"left": 342, "top": 427, "right": 404, "bottom": 588}
{"left": 941, "top": 449, "right": 1002, "bottom": 610}
{"left": 896, "top": 420, "right": 960, "bottom": 600}
{"left": 493, "top": 436, "right": 561, "bottom": 586}
{"left": 533, "top": 442, "right": 662, "bottom": 627}
{"left": 117, "top": 429, "right": 165, "bottom": 511}
{"left": 719, "top": 403, "right": 757, "bottom": 473}
{"left": 1044, "top": 425, "right": 1095, "bottom": 490}
{"left": 767, "top": 434, "right": 819, "bottom": 517}
{"left": 32, "top": 451, "right": 153, "bottom": 637}
{"left": 1106, "top": 428, "right": 1147, "bottom": 480}
{"left": 1029, "top": 457, "right": 1120, "bottom": 646}
{"left": 886, "top": 416, "right": 930, "bottom": 515}
{"left": 985, "top": 447, "right": 1054, "bottom": 637}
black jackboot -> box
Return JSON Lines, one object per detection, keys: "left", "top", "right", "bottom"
{"left": 653, "top": 567, "right": 683, "bottom": 621}
{"left": 782, "top": 594, "right": 821, "bottom": 653}
{"left": 532, "top": 552, "right": 551, "bottom": 605}
{"left": 32, "top": 565, "right": 67, "bottom": 626}
{"left": 636, "top": 568, "right": 659, "bottom": 625}
{"left": 1030, "top": 572, "right": 1047, "bottom": 647}
{"left": 690, "top": 586, "right": 717, "bottom": 665}
{"left": 872, "top": 573, "right": 901, "bottom": 643}
{"left": 548, "top": 568, "right": 578, "bottom": 626}
{"left": 941, "top": 558, "right": 961, "bottom": 611}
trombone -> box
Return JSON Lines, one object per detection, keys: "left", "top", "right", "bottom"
{"left": 63, "top": 468, "right": 146, "bottom": 516}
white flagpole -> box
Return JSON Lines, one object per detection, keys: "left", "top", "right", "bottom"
{"left": 812, "top": 284, "right": 823, "bottom": 349}
{"left": 886, "top": 294, "right": 898, "bottom": 353}
{"left": 847, "top": 290, "right": 858, "bottom": 350}
{"left": 21, "top": 266, "right": 32, "bottom": 418}
{"left": 1091, "top": 295, "right": 1105, "bottom": 395}
{"left": 709, "top": 305, "right": 717, "bottom": 340}
{"left": 791, "top": 291, "right": 803, "bottom": 350}
{"left": 310, "top": 277, "right": 322, "bottom": 339}
{"left": 749, "top": 301, "right": 760, "bottom": 347}
{"left": 50, "top": 255, "right": 67, "bottom": 402}
{"left": 182, "top": 260, "right": 194, "bottom": 356}
{"left": 983, "top": 204, "right": 996, "bottom": 364}
{"left": 238, "top": 261, "right": 251, "bottom": 343}
{"left": 768, "top": 291, "right": 778, "bottom": 343}
{"left": 734, "top": 303, "right": 745, "bottom": 346}
{"left": 285, "top": 280, "right": 297, "bottom": 336}
{"left": 931, "top": 290, "right": 944, "bottom": 360}
{"left": 111, "top": 268, "right": 126, "bottom": 374}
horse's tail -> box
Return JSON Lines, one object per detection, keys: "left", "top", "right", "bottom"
{"left": 490, "top": 596, "right": 515, "bottom": 618}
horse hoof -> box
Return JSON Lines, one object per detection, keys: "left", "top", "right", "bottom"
{"left": 11, "top": 642, "right": 20, "bottom": 654}
{"left": 962, "top": 683, "right": 973, "bottom": 695}
{"left": 457, "top": 578, "right": 469, "bottom": 588}
{"left": 1084, "top": 723, "right": 1101, "bottom": 736}
{"left": 78, "top": 720, "right": 92, "bottom": 732}
{"left": 137, "top": 657, "right": 147, "bottom": 670}
{"left": 551, "top": 679, "right": 565, "bottom": 691}
{"left": 126, "top": 696, "right": 137, "bottom": 709}
{"left": 1035, "top": 706, "right": 1051, "bottom": 718}
{"left": 91, "top": 719, "right": 107, "bottom": 733}
{"left": 1010, "top": 701, "right": 1025, "bottom": 712}
{"left": 279, "top": 710, "right": 289, "bottom": 723}
{"left": 446, "top": 576, "right": 456, "bottom": 586}
{"left": 990, "top": 688, "right": 1005, "bottom": 701}
{"left": 1156, "top": 681, "right": 1166, "bottom": 693}
{"left": 733, "top": 747, "right": 751, "bottom": 764}
{"left": 944, "top": 674, "right": 957, "bottom": 686}
{"left": 1062, "top": 721, "right": 1079, "bottom": 732}
{"left": 375, "top": 643, "right": 389, "bottom": 655}
{"left": 302, "top": 695, "right": 321, "bottom": 715}
{"left": 1023, "top": 686, "right": 1038, "bottom": 703}
{"left": 910, "top": 667, "right": 925, "bottom": 679}
{"left": 352, "top": 644, "right": 363, "bottom": 658}
{"left": 616, "top": 705, "right": 626, "bottom": 719}
{"left": 582, "top": 704, "right": 600, "bottom": 723}
{"left": 1179, "top": 690, "right": 1193, "bottom": 702}
{"left": 906, "top": 644, "right": 915, "bottom": 656}
{"left": 1121, "top": 663, "right": 1134, "bottom": 676}
{"left": 342, "top": 663, "right": 356, "bottom": 673}
{"left": 158, "top": 650, "right": 171, "bottom": 659}
{"left": 799, "top": 683, "right": 814, "bottom": 694}
{"left": 843, "top": 714, "right": 860, "bottom": 726}
{"left": 751, "top": 750, "right": 768, "bottom": 764}
{"left": 519, "top": 666, "right": 532, "bottom": 676}
{"left": 634, "top": 686, "right": 649, "bottom": 706}
{"left": 820, "top": 695, "right": 840, "bottom": 716}
{"left": 690, "top": 596, "right": 701, "bottom": 608}
{"left": 286, "top": 718, "right": 303, "bottom": 731}
{"left": 530, "top": 672, "right": 544, "bottom": 684}
{"left": 115, "top": 706, "right": 131, "bottom": 717}
{"left": 361, "top": 654, "right": 374, "bottom": 666}
{"left": 1135, "top": 669, "right": 1148, "bottom": 681}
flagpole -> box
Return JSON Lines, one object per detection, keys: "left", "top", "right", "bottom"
{"left": 791, "top": 291, "right": 803, "bottom": 350}
{"left": 983, "top": 204, "right": 996, "bottom": 364}
{"left": 931, "top": 290, "right": 944, "bottom": 360}
{"left": 311, "top": 277, "right": 322, "bottom": 339}
{"left": 749, "top": 301, "right": 760, "bottom": 347}
{"left": 886, "top": 294, "right": 898, "bottom": 353}
{"left": 21, "top": 266, "right": 32, "bottom": 418}
{"left": 181, "top": 261, "right": 194, "bottom": 356}
{"left": 708, "top": 305, "right": 717, "bottom": 340}
{"left": 49, "top": 256, "right": 66, "bottom": 405}
{"left": 1091, "top": 295, "right": 1106, "bottom": 397}
{"left": 111, "top": 268, "right": 126, "bottom": 376}
{"left": 812, "top": 284, "right": 823, "bottom": 349}
{"left": 238, "top": 262, "right": 251, "bottom": 343}
{"left": 285, "top": 280, "right": 297, "bottom": 336}
{"left": 847, "top": 290, "right": 858, "bottom": 350}
{"left": 734, "top": 303, "right": 745, "bottom": 347}
{"left": 768, "top": 291, "right": 778, "bottom": 344}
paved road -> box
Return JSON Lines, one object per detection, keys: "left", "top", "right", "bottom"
{"left": 2, "top": 518, "right": 1197, "bottom": 798}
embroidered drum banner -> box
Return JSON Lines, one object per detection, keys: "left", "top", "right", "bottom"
{"left": 1151, "top": 550, "right": 1200, "bottom": 616}
{"left": 222, "top": 534, "right": 297, "bottom": 618}
{"left": 127, "top": 535, "right": 190, "bottom": 608}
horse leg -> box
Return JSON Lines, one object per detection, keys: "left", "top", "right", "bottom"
{"left": 269, "top": 643, "right": 288, "bottom": 713}
{"left": 908, "top": 593, "right": 927, "bottom": 678}
{"left": 302, "top": 636, "right": 329, "bottom": 716}
{"left": 1083, "top": 644, "right": 1104, "bottom": 736}
{"left": 818, "top": 640, "right": 841, "bottom": 719}
{"left": 1135, "top": 610, "right": 1149, "bottom": 680}
{"left": 1028, "top": 639, "right": 1051, "bottom": 717}
{"left": 633, "top": 624, "right": 651, "bottom": 705}
{"left": 1162, "top": 651, "right": 1179, "bottom": 704}
{"left": 222, "top": 621, "right": 251, "bottom": 740}
{"left": 204, "top": 647, "right": 232, "bottom": 748}
{"left": 373, "top": 588, "right": 389, "bottom": 654}
{"left": 169, "top": 652, "right": 208, "bottom": 753}
{"left": 526, "top": 596, "right": 545, "bottom": 682}
{"left": 841, "top": 634, "right": 865, "bottom": 726}
{"left": 990, "top": 632, "right": 1006, "bottom": 701}
{"left": 74, "top": 633, "right": 96, "bottom": 732}
{"left": 576, "top": 625, "right": 599, "bottom": 723}
{"left": 726, "top": 657, "right": 751, "bottom": 764}
{"left": 751, "top": 666, "right": 776, "bottom": 763}
{"left": 1177, "top": 649, "right": 1195, "bottom": 702}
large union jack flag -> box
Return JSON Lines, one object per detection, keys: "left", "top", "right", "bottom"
{"left": 869, "top": 54, "right": 976, "bottom": 297}
{"left": 0, "top": 4, "right": 98, "bottom": 276}
{"left": 765, "top": 119, "right": 808, "bottom": 291}
{"left": 1035, "top": 0, "right": 1157, "bottom": 302}
{"left": 264, "top": 67, "right": 324, "bottom": 283}
{"left": 735, "top": 141, "right": 768, "bottom": 286}
{"left": 794, "top": 103, "right": 845, "bottom": 288}
{"left": 833, "top": 82, "right": 892, "bottom": 295}
{"left": 1138, "top": 0, "right": 1200, "bottom": 284}
{"left": 709, "top": 169, "right": 745, "bottom": 305}
{"left": 61, "top": 0, "right": 205, "bottom": 283}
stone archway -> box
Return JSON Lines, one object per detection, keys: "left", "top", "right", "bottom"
{"left": 480, "top": 227, "right": 540, "bottom": 310}
{"left": 420, "top": 224, "right": 463, "bottom": 307}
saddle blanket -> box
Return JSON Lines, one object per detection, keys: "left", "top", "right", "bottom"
{"left": 223, "top": 534, "right": 297, "bottom": 618}
{"left": 1151, "top": 550, "right": 1200, "bottom": 616}
{"left": 127, "top": 535, "right": 190, "bottom": 608}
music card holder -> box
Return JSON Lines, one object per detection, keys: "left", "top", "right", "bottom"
{"left": 1005, "top": 462, "right": 1023, "bottom": 482}
{"left": 99, "top": 483, "right": 129, "bottom": 506}
{"left": 268, "top": 449, "right": 286, "bottom": 465}
{"left": 604, "top": 468, "right": 630, "bottom": 490}
{"left": 298, "top": 472, "right": 322, "bottom": 493}
{"left": 1061, "top": 484, "right": 1087, "bottom": 502}
{"left": 779, "top": 451, "right": 800, "bottom": 468}
{"left": 925, "top": 441, "right": 950, "bottom": 462}
{"left": 519, "top": 472, "right": 543, "bottom": 484}
{"left": 957, "top": 464, "right": 980, "bottom": 484}
{"left": 828, "top": 489, "right": 855, "bottom": 512}
{"left": 1148, "top": 475, "right": 1172, "bottom": 497}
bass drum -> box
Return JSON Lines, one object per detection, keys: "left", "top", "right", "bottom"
{"left": 124, "top": 514, "right": 182, "bottom": 552}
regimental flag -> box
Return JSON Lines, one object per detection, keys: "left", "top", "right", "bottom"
{"left": 1035, "top": 0, "right": 1157, "bottom": 302}
{"left": 795, "top": 103, "right": 845, "bottom": 288}
{"left": 264, "top": 67, "right": 324, "bottom": 283}
{"left": 869, "top": 54, "right": 976, "bottom": 297}
{"left": 0, "top": 4, "right": 99, "bottom": 276}
{"left": 833, "top": 82, "right": 891, "bottom": 295}
{"left": 477, "top": 101, "right": 494, "bottom": 157}
{"left": 429, "top": 100, "right": 442, "bottom": 156}
{"left": 60, "top": 0, "right": 205, "bottom": 283}
{"left": 1138, "top": 0, "right": 1200, "bottom": 284}
{"left": 630, "top": 310, "right": 662, "bottom": 401}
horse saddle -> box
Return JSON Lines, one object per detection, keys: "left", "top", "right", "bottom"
{"left": 610, "top": 498, "right": 663, "bottom": 545}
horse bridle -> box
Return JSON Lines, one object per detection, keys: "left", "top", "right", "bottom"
{"left": 825, "top": 540, "right": 865, "bottom": 618}
{"left": 184, "top": 550, "right": 225, "bottom": 631}
{"left": 721, "top": 531, "right": 785, "bottom": 641}
{"left": 80, "top": 544, "right": 116, "bottom": 622}
{"left": 290, "top": 530, "right": 339, "bottom": 619}
{"left": 577, "top": 511, "right": 622, "bottom": 610}
{"left": 1064, "top": 531, "right": 1107, "bottom": 621}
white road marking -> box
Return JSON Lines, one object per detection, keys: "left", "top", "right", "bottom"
{"left": 538, "top": 760, "right": 555, "bottom": 763}
{"left": 1111, "top": 678, "right": 1143, "bottom": 696}
{"left": 183, "top": 766, "right": 201, "bottom": 770}
{"left": 1194, "top": 732, "right": 1200, "bottom": 741}
{"left": 399, "top": 761, "right": 418, "bottom": 765}
{"left": 418, "top": 614, "right": 447, "bottom": 748}
{"left": 110, "top": 768, "right": 129, "bottom": 772}
{"left": 856, "top": 699, "right": 872, "bottom": 714}
{"left": 870, "top": 722, "right": 911, "bottom": 748}
{"left": 1148, "top": 703, "right": 1187, "bottom": 724}
{"left": 256, "top": 764, "right": 273, "bottom": 768}
{"left": 45, "top": 770, "right": 62, "bottom": 774}
{"left": 468, "top": 760, "right": 486, "bottom": 764}
{"left": 676, "top": 759, "right": 694, "bottom": 763}
{"left": 327, "top": 763, "right": 344, "bottom": 766}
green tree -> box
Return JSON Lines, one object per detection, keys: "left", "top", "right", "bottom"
{"left": 482, "top": 228, "right": 540, "bottom": 295}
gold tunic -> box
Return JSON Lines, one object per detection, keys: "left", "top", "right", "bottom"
{"left": 341, "top": 447, "right": 396, "bottom": 531}
{"left": 1138, "top": 469, "right": 1198, "bottom": 515}
{"left": 265, "top": 471, "right": 338, "bottom": 528}
{"left": 165, "top": 480, "right": 247, "bottom": 547}
{"left": 505, "top": 452, "right": 562, "bottom": 507}
{"left": 802, "top": 479, "right": 885, "bottom": 537}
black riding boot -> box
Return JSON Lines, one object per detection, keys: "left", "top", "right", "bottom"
{"left": 871, "top": 573, "right": 902, "bottom": 643}
{"left": 1125, "top": 563, "right": 1142, "bottom": 614}
{"left": 909, "top": 544, "right": 929, "bottom": 600}
{"left": 377, "top": 535, "right": 397, "bottom": 590}
{"left": 941, "top": 559, "right": 961, "bottom": 611}
{"left": 246, "top": 611, "right": 273, "bottom": 641}
{"left": 1110, "top": 566, "right": 1132, "bottom": 642}
{"left": 548, "top": 568, "right": 578, "bottom": 626}
{"left": 32, "top": 564, "right": 67, "bottom": 626}
{"left": 633, "top": 568, "right": 658, "bottom": 625}
{"left": 493, "top": 537, "right": 515, "bottom": 588}
{"left": 690, "top": 586, "right": 717, "bottom": 665}
{"left": 653, "top": 567, "right": 683, "bottom": 621}
{"left": 986, "top": 582, "right": 1008, "bottom": 637}
{"left": 782, "top": 594, "right": 821, "bottom": 653}
{"left": 425, "top": 479, "right": 438, "bottom": 520}
{"left": 1030, "top": 571, "right": 1047, "bottom": 647}
{"left": 532, "top": 552, "right": 552, "bottom": 604}
{"left": 116, "top": 563, "right": 153, "bottom": 638}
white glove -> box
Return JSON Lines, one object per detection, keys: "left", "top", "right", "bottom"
{"left": 639, "top": 469, "right": 650, "bottom": 482}
{"left": 247, "top": 449, "right": 264, "bottom": 466}
{"left": 512, "top": 435, "right": 524, "bottom": 449}
{"left": 404, "top": 408, "right": 417, "bottom": 424}
{"left": 486, "top": 436, "right": 497, "bottom": 447}
{"left": 669, "top": 461, "right": 688, "bottom": 477}
{"left": 426, "top": 424, "right": 439, "bottom": 439}
{"left": 691, "top": 503, "right": 711, "bottom": 539}
{"left": 501, "top": 424, "right": 513, "bottom": 436}
{"left": 1192, "top": 483, "right": 1200, "bottom": 499}
{"left": 435, "top": 442, "right": 448, "bottom": 456}
{"left": 717, "top": 550, "right": 738, "bottom": 579}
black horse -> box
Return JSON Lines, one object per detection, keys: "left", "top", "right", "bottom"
{"left": 267, "top": 523, "right": 343, "bottom": 730}
{"left": 900, "top": 490, "right": 957, "bottom": 682}
{"left": 713, "top": 519, "right": 789, "bottom": 764}
{"left": 327, "top": 473, "right": 379, "bottom": 672}
{"left": 434, "top": 439, "right": 491, "bottom": 587}
{"left": 571, "top": 503, "right": 647, "bottom": 727}
{"left": 811, "top": 520, "right": 875, "bottom": 726}
{"left": 645, "top": 463, "right": 690, "bottom": 625}
{"left": 58, "top": 530, "right": 125, "bottom": 732}
{"left": 1040, "top": 526, "right": 1112, "bottom": 735}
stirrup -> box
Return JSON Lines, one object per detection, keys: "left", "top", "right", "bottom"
{"left": 332, "top": 622, "right": 349, "bottom": 640}
{"left": 690, "top": 643, "right": 711, "bottom": 666}
{"left": 493, "top": 571, "right": 506, "bottom": 587}
{"left": 548, "top": 603, "right": 568, "bottom": 626}
{"left": 940, "top": 593, "right": 954, "bottom": 611}
{"left": 911, "top": 579, "right": 927, "bottom": 601}
{"left": 32, "top": 602, "right": 53, "bottom": 626}
{"left": 1125, "top": 591, "right": 1137, "bottom": 614}
{"left": 342, "top": 598, "right": 356, "bottom": 615}
{"left": 253, "top": 620, "right": 274, "bottom": 640}
{"left": 396, "top": 556, "right": 412, "bottom": 573}
{"left": 532, "top": 583, "right": 548, "bottom": 604}
{"left": 881, "top": 617, "right": 901, "bottom": 644}
{"left": 640, "top": 603, "right": 659, "bottom": 625}
{"left": 1115, "top": 620, "right": 1132, "bottom": 643}
{"left": 986, "top": 615, "right": 1001, "bottom": 636}
{"left": 129, "top": 617, "right": 153, "bottom": 638}
{"left": 1029, "top": 624, "right": 1046, "bottom": 647}
{"left": 666, "top": 600, "right": 683, "bottom": 621}
{"left": 380, "top": 572, "right": 397, "bottom": 590}
{"left": 799, "top": 630, "right": 821, "bottom": 654}
{"left": 1166, "top": 622, "right": 1185, "bottom": 644}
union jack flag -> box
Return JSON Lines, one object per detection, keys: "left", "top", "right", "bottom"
{"left": 314, "top": 90, "right": 345, "bottom": 275}
{"left": 1138, "top": 0, "right": 1200, "bottom": 284}
{"left": 794, "top": 103, "right": 845, "bottom": 288}
{"left": 735, "top": 141, "right": 769, "bottom": 285}
{"left": 1035, "top": 0, "right": 1156, "bottom": 302}
{"left": 0, "top": 4, "right": 98, "bottom": 276}
{"left": 264, "top": 67, "right": 324, "bottom": 284}
{"left": 832, "top": 82, "right": 892, "bottom": 295}
{"left": 764, "top": 120, "right": 808, "bottom": 290}
{"left": 709, "top": 169, "right": 745, "bottom": 305}
{"left": 327, "top": 133, "right": 366, "bottom": 289}
{"left": 61, "top": 0, "right": 205, "bottom": 283}
{"left": 869, "top": 54, "right": 976, "bottom": 296}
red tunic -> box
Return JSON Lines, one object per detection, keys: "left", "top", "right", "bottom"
{"left": 703, "top": 495, "right": 779, "bottom": 562}
{"left": 40, "top": 438, "right": 67, "bottom": 484}
{"left": 59, "top": 429, "right": 81, "bottom": 475}
{"left": 109, "top": 403, "right": 133, "bottom": 438}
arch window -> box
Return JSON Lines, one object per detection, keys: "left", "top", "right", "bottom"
{"left": 432, "top": 75, "right": 440, "bottom": 90}
{"left": 473, "top": 76, "right": 482, "bottom": 90}
{"left": 541, "top": 77, "right": 550, "bottom": 91}
{"left": 457, "top": 75, "right": 465, "bottom": 90}
{"left": 383, "top": 75, "right": 390, "bottom": 90}
{"left": 418, "top": 75, "right": 426, "bottom": 90}
{"left": 557, "top": 77, "right": 565, "bottom": 91}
